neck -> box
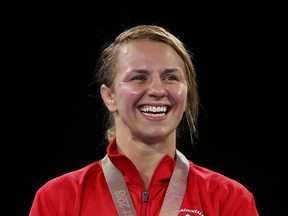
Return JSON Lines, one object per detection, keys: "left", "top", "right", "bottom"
{"left": 115, "top": 135, "right": 176, "bottom": 189}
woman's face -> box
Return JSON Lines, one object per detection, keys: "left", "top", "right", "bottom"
{"left": 102, "top": 40, "right": 188, "bottom": 143}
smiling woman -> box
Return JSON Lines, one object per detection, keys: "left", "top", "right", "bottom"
{"left": 29, "top": 25, "right": 259, "bottom": 216}
{"left": 100, "top": 40, "right": 189, "bottom": 146}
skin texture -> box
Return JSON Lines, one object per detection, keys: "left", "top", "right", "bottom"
{"left": 101, "top": 40, "right": 188, "bottom": 187}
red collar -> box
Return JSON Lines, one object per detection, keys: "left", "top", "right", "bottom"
{"left": 106, "top": 137, "right": 176, "bottom": 182}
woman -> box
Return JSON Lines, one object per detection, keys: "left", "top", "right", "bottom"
{"left": 29, "top": 25, "right": 259, "bottom": 215}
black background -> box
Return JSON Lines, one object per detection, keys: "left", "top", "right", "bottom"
{"left": 9, "top": 6, "right": 287, "bottom": 216}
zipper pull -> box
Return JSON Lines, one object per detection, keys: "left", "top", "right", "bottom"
{"left": 142, "top": 190, "right": 149, "bottom": 203}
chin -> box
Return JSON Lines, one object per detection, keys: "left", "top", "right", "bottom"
{"left": 139, "top": 132, "right": 170, "bottom": 144}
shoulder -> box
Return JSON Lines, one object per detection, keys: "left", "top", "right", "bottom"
{"left": 185, "top": 161, "right": 258, "bottom": 215}
{"left": 30, "top": 160, "right": 104, "bottom": 215}
{"left": 188, "top": 161, "right": 253, "bottom": 198}
{"left": 40, "top": 160, "right": 102, "bottom": 195}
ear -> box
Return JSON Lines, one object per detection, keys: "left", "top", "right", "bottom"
{"left": 100, "top": 84, "right": 117, "bottom": 112}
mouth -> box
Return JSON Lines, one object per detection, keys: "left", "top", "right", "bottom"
{"left": 140, "top": 105, "right": 169, "bottom": 117}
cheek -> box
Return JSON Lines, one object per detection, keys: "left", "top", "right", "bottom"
{"left": 173, "top": 85, "right": 188, "bottom": 111}
{"left": 115, "top": 84, "right": 144, "bottom": 105}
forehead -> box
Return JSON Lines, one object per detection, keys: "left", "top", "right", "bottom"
{"left": 117, "top": 40, "right": 184, "bottom": 67}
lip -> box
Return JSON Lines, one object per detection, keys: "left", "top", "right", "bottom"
{"left": 139, "top": 103, "right": 171, "bottom": 110}
{"left": 138, "top": 102, "right": 171, "bottom": 108}
{"left": 138, "top": 104, "right": 171, "bottom": 120}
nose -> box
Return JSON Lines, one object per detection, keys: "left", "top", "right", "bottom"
{"left": 147, "top": 78, "right": 168, "bottom": 98}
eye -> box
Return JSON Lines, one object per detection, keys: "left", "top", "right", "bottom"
{"left": 131, "top": 75, "right": 147, "bottom": 81}
{"left": 163, "top": 75, "right": 177, "bottom": 81}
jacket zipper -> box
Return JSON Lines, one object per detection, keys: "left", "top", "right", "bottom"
{"left": 143, "top": 190, "right": 149, "bottom": 202}
{"left": 141, "top": 190, "right": 149, "bottom": 216}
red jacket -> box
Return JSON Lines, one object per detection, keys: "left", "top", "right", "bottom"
{"left": 30, "top": 139, "right": 259, "bottom": 216}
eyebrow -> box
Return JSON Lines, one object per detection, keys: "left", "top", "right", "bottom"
{"left": 130, "top": 67, "right": 182, "bottom": 74}
{"left": 130, "top": 69, "right": 150, "bottom": 74}
{"left": 164, "top": 68, "right": 182, "bottom": 73}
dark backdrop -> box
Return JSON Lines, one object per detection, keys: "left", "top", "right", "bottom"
{"left": 9, "top": 8, "right": 287, "bottom": 216}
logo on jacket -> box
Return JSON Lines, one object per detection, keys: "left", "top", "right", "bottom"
{"left": 179, "top": 208, "right": 205, "bottom": 216}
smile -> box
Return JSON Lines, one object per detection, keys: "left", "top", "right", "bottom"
{"left": 140, "top": 106, "right": 168, "bottom": 117}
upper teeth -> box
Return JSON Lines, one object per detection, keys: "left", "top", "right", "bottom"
{"left": 141, "top": 106, "right": 167, "bottom": 113}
